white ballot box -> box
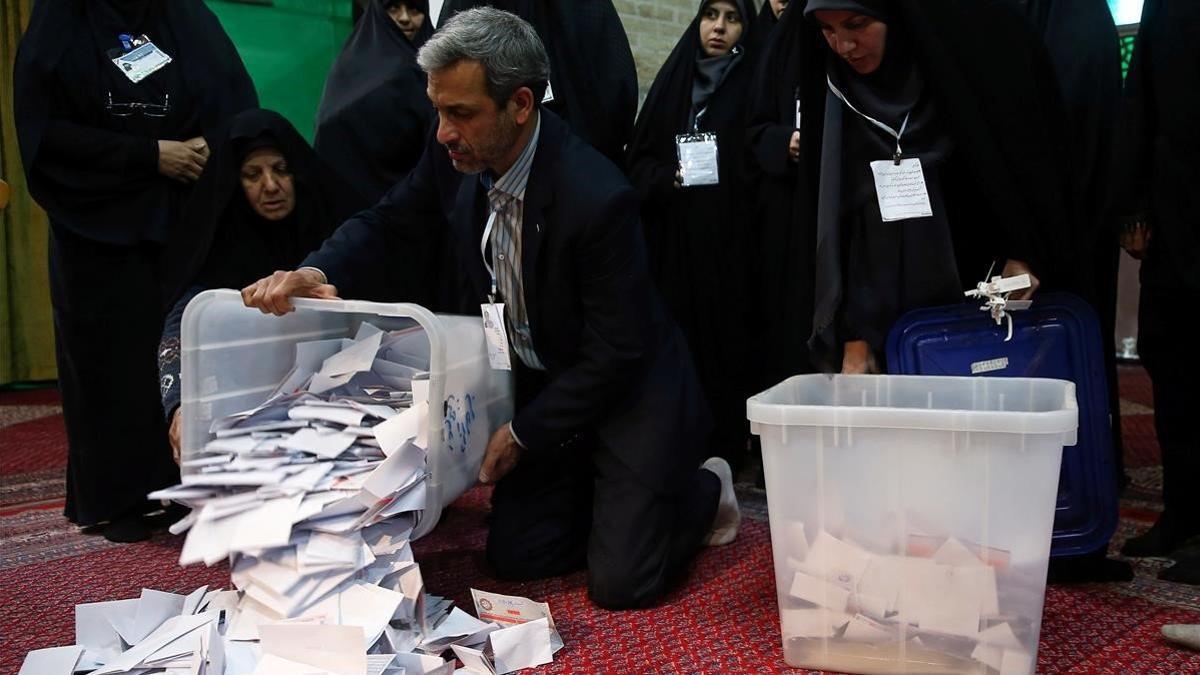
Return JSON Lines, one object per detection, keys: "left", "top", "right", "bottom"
{"left": 748, "top": 374, "right": 1077, "bottom": 675}
{"left": 179, "top": 290, "right": 512, "bottom": 538}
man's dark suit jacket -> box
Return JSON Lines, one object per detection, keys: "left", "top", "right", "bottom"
{"left": 303, "top": 110, "right": 710, "bottom": 490}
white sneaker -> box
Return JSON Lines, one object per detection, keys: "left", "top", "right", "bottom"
{"left": 1163, "top": 624, "right": 1200, "bottom": 651}
{"left": 702, "top": 457, "right": 740, "bottom": 546}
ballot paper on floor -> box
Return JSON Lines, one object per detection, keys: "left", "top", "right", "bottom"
{"left": 470, "top": 589, "right": 564, "bottom": 653}
{"left": 451, "top": 617, "right": 554, "bottom": 675}
{"left": 17, "top": 646, "right": 84, "bottom": 675}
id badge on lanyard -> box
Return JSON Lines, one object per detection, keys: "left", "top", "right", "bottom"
{"left": 676, "top": 132, "right": 720, "bottom": 187}
{"left": 480, "top": 211, "right": 512, "bottom": 370}
{"left": 108, "top": 33, "right": 172, "bottom": 83}
{"left": 827, "top": 75, "right": 933, "bottom": 222}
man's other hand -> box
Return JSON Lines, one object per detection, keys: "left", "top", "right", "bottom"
{"left": 241, "top": 268, "right": 339, "bottom": 316}
{"left": 479, "top": 423, "right": 523, "bottom": 484}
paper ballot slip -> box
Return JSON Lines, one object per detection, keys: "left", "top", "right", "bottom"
{"left": 471, "top": 589, "right": 563, "bottom": 653}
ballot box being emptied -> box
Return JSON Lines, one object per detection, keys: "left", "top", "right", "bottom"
{"left": 179, "top": 289, "right": 513, "bottom": 539}
{"left": 748, "top": 374, "right": 1078, "bottom": 675}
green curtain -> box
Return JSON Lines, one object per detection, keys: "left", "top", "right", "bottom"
{"left": 1, "top": 0, "right": 57, "bottom": 385}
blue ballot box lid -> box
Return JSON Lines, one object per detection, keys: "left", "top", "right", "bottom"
{"left": 886, "top": 292, "right": 1119, "bottom": 557}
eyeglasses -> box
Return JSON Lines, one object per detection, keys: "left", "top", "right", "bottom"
{"left": 105, "top": 92, "right": 171, "bottom": 118}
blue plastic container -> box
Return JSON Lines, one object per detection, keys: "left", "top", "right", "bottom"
{"left": 886, "top": 292, "right": 1118, "bottom": 557}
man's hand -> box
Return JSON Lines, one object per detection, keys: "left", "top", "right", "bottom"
{"left": 673, "top": 165, "right": 683, "bottom": 189}
{"left": 788, "top": 130, "right": 801, "bottom": 162}
{"left": 841, "top": 339, "right": 878, "bottom": 375}
{"left": 1120, "top": 219, "right": 1152, "bottom": 260}
{"left": 1002, "top": 259, "right": 1040, "bottom": 301}
{"left": 157, "top": 139, "right": 206, "bottom": 183}
{"left": 241, "top": 268, "right": 339, "bottom": 316}
{"left": 479, "top": 423, "right": 522, "bottom": 484}
{"left": 169, "top": 408, "right": 182, "bottom": 465}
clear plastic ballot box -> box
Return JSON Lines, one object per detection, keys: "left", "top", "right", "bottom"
{"left": 179, "top": 290, "right": 513, "bottom": 538}
{"left": 748, "top": 374, "right": 1078, "bottom": 675}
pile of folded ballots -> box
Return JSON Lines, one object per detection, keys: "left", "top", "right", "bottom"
{"left": 18, "top": 323, "right": 562, "bottom": 675}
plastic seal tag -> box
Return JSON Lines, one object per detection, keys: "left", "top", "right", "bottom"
{"left": 110, "top": 36, "right": 171, "bottom": 83}
{"left": 869, "top": 157, "right": 933, "bottom": 222}
{"left": 676, "top": 132, "right": 720, "bottom": 187}
{"left": 963, "top": 269, "right": 1033, "bottom": 341}
{"left": 481, "top": 303, "right": 512, "bottom": 370}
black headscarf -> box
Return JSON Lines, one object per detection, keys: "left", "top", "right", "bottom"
{"left": 314, "top": 0, "right": 434, "bottom": 204}
{"left": 691, "top": 1, "right": 751, "bottom": 125}
{"left": 164, "top": 110, "right": 366, "bottom": 304}
{"left": 14, "top": 0, "right": 257, "bottom": 244}
{"left": 630, "top": 0, "right": 755, "bottom": 179}
{"left": 625, "top": 0, "right": 757, "bottom": 455}
{"left": 748, "top": 0, "right": 1075, "bottom": 374}
{"left": 747, "top": 0, "right": 782, "bottom": 52}
{"left": 385, "top": 0, "right": 435, "bottom": 41}
{"left": 804, "top": 0, "right": 887, "bottom": 19}
{"left": 440, "top": 0, "right": 638, "bottom": 165}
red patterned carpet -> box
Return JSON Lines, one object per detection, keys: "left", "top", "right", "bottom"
{"left": 2, "top": 368, "right": 1199, "bottom": 673}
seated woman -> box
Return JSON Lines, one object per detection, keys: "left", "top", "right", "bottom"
{"left": 626, "top": 0, "right": 757, "bottom": 467}
{"left": 748, "top": 0, "right": 1077, "bottom": 376}
{"left": 315, "top": 0, "right": 434, "bottom": 204}
{"left": 159, "top": 109, "right": 366, "bottom": 457}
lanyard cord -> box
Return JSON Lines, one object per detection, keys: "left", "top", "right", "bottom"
{"left": 827, "top": 74, "right": 911, "bottom": 164}
{"left": 480, "top": 210, "right": 499, "bottom": 301}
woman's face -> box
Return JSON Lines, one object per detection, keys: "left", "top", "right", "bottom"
{"left": 770, "top": 0, "right": 788, "bottom": 18}
{"left": 240, "top": 148, "right": 295, "bottom": 222}
{"left": 388, "top": 2, "right": 426, "bottom": 42}
{"left": 699, "top": 1, "right": 744, "bottom": 57}
{"left": 814, "top": 10, "right": 888, "bottom": 75}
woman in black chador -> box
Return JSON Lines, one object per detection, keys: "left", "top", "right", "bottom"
{"left": 440, "top": 0, "right": 638, "bottom": 166}
{"left": 159, "top": 109, "right": 365, "bottom": 459}
{"left": 14, "top": 0, "right": 257, "bottom": 542}
{"left": 1112, "top": 0, "right": 1200, "bottom": 585}
{"left": 627, "top": 0, "right": 757, "bottom": 467}
{"left": 315, "top": 0, "right": 435, "bottom": 204}
{"left": 747, "top": 0, "right": 1076, "bottom": 379}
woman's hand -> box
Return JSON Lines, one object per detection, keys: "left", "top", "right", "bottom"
{"left": 674, "top": 165, "right": 684, "bottom": 189}
{"left": 157, "top": 138, "right": 207, "bottom": 183}
{"left": 788, "top": 130, "right": 800, "bottom": 162}
{"left": 169, "top": 408, "right": 182, "bottom": 465}
{"left": 841, "top": 340, "right": 878, "bottom": 374}
{"left": 1001, "top": 259, "right": 1040, "bottom": 301}
{"left": 1120, "top": 219, "right": 1152, "bottom": 260}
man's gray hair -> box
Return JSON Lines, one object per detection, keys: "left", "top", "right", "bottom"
{"left": 417, "top": 7, "right": 551, "bottom": 107}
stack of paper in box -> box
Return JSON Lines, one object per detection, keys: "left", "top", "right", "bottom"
{"left": 148, "top": 322, "right": 440, "bottom": 630}
{"left": 779, "top": 524, "right": 1037, "bottom": 674}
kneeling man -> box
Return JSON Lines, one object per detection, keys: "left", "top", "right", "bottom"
{"left": 242, "top": 7, "right": 739, "bottom": 609}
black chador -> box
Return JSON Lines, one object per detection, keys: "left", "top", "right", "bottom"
{"left": 14, "top": 0, "right": 257, "bottom": 539}
{"left": 315, "top": 0, "right": 435, "bottom": 204}
{"left": 627, "top": 0, "right": 757, "bottom": 465}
